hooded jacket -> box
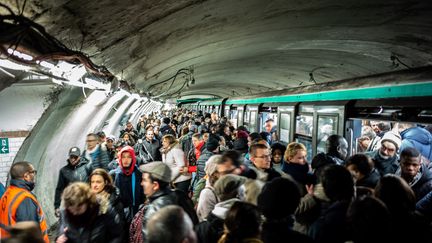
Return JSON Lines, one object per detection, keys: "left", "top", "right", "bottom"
{"left": 401, "top": 127, "right": 432, "bottom": 161}
{"left": 113, "top": 146, "right": 144, "bottom": 220}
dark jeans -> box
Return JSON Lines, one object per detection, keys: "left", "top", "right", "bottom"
{"left": 174, "top": 179, "right": 191, "bottom": 194}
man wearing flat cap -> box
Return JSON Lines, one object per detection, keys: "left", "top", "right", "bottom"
{"left": 139, "top": 162, "right": 198, "bottom": 241}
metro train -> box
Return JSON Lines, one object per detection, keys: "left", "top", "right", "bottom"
{"left": 179, "top": 67, "right": 432, "bottom": 161}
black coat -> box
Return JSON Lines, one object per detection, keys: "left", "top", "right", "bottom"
{"left": 135, "top": 139, "right": 161, "bottom": 163}
{"left": 261, "top": 221, "right": 313, "bottom": 243}
{"left": 142, "top": 188, "right": 198, "bottom": 241}
{"left": 195, "top": 213, "right": 224, "bottom": 243}
{"left": 58, "top": 204, "right": 123, "bottom": 243}
{"left": 113, "top": 167, "right": 145, "bottom": 222}
{"left": 54, "top": 157, "right": 92, "bottom": 209}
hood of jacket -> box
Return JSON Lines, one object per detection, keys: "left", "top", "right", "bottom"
{"left": 401, "top": 127, "right": 432, "bottom": 145}
{"left": 118, "top": 146, "right": 137, "bottom": 176}
{"left": 211, "top": 198, "right": 240, "bottom": 219}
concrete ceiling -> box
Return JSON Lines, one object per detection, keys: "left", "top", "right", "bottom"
{"left": 2, "top": 0, "right": 432, "bottom": 99}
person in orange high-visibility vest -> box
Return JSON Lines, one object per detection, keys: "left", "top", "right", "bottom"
{"left": 0, "top": 161, "right": 49, "bottom": 243}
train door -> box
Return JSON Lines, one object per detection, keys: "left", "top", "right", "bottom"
{"left": 237, "top": 105, "right": 245, "bottom": 127}
{"left": 224, "top": 105, "right": 230, "bottom": 119}
{"left": 295, "top": 105, "right": 314, "bottom": 163}
{"left": 315, "top": 105, "right": 345, "bottom": 155}
{"left": 229, "top": 105, "right": 238, "bottom": 128}
{"left": 278, "top": 105, "right": 296, "bottom": 145}
{"left": 259, "top": 105, "right": 278, "bottom": 133}
{"left": 244, "top": 105, "right": 259, "bottom": 133}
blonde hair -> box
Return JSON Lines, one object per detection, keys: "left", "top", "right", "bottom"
{"left": 61, "top": 182, "right": 97, "bottom": 208}
{"left": 284, "top": 142, "right": 307, "bottom": 161}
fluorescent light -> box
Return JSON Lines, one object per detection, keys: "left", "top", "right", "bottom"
{"left": 39, "top": 61, "right": 55, "bottom": 69}
{"left": 7, "top": 48, "right": 33, "bottom": 61}
{"left": 0, "top": 59, "right": 31, "bottom": 71}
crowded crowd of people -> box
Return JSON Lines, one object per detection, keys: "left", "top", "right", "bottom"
{"left": 1, "top": 108, "right": 432, "bottom": 243}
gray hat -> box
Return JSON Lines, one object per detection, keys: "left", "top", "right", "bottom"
{"left": 69, "top": 147, "right": 81, "bottom": 157}
{"left": 381, "top": 131, "right": 402, "bottom": 150}
{"left": 139, "top": 162, "right": 172, "bottom": 183}
{"left": 214, "top": 174, "right": 247, "bottom": 199}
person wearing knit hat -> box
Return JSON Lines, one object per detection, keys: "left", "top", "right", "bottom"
{"left": 196, "top": 135, "right": 220, "bottom": 182}
{"left": 257, "top": 177, "right": 313, "bottom": 242}
{"left": 365, "top": 130, "right": 401, "bottom": 176}
{"left": 381, "top": 131, "right": 402, "bottom": 152}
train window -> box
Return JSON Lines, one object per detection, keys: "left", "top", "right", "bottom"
{"left": 230, "top": 110, "right": 238, "bottom": 128}
{"left": 250, "top": 111, "right": 257, "bottom": 133}
{"left": 238, "top": 109, "right": 244, "bottom": 126}
{"left": 296, "top": 114, "right": 313, "bottom": 137}
{"left": 317, "top": 115, "right": 338, "bottom": 154}
{"left": 296, "top": 136, "right": 313, "bottom": 163}
{"left": 280, "top": 113, "right": 291, "bottom": 143}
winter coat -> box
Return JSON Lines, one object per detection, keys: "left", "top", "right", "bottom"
{"left": 396, "top": 164, "right": 432, "bottom": 202}
{"left": 261, "top": 220, "right": 313, "bottom": 243}
{"left": 54, "top": 157, "right": 92, "bottom": 209}
{"left": 82, "top": 144, "right": 111, "bottom": 171}
{"left": 136, "top": 138, "right": 161, "bottom": 163}
{"left": 161, "top": 143, "right": 191, "bottom": 183}
{"left": 197, "top": 180, "right": 218, "bottom": 222}
{"left": 282, "top": 162, "right": 310, "bottom": 185}
{"left": 308, "top": 200, "right": 351, "bottom": 243}
{"left": 356, "top": 168, "right": 381, "bottom": 189}
{"left": 195, "top": 199, "right": 239, "bottom": 243}
{"left": 416, "top": 190, "right": 432, "bottom": 219}
{"left": 366, "top": 150, "right": 399, "bottom": 176}
{"left": 197, "top": 149, "right": 215, "bottom": 180}
{"left": 401, "top": 127, "right": 432, "bottom": 161}
{"left": 113, "top": 146, "right": 145, "bottom": 222}
{"left": 294, "top": 183, "right": 330, "bottom": 234}
{"left": 58, "top": 204, "right": 123, "bottom": 243}
{"left": 120, "top": 128, "right": 139, "bottom": 141}
{"left": 141, "top": 188, "right": 198, "bottom": 241}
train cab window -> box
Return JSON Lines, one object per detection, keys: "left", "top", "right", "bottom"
{"left": 296, "top": 114, "right": 313, "bottom": 136}
{"left": 279, "top": 113, "right": 291, "bottom": 144}
{"left": 317, "top": 116, "right": 338, "bottom": 154}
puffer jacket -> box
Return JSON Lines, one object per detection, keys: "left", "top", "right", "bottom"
{"left": 396, "top": 164, "right": 432, "bottom": 202}
{"left": 82, "top": 144, "right": 111, "bottom": 171}
{"left": 401, "top": 127, "right": 432, "bottom": 161}
{"left": 58, "top": 204, "right": 123, "bottom": 243}
{"left": 141, "top": 188, "right": 198, "bottom": 241}
{"left": 196, "top": 149, "right": 215, "bottom": 180}
{"left": 54, "top": 157, "right": 92, "bottom": 209}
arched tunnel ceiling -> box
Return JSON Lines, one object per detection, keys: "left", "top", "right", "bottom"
{"left": 2, "top": 0, "right": 432, "bottom": 99}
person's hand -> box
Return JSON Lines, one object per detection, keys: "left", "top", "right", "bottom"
{"left": 306, "top": 184, "right": 314, "bottom": 195}
{"left": 55, "top": 208, "right": 60, "bottom": 217}
{"left": 56, "top": 227, "right": 68, "bottom": 243}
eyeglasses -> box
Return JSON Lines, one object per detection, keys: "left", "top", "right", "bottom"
{"left": 86, "top": 139, "right": 97, "bottom": 142}
{"left": 254, "top": 154, "right": 272, "bottom": 159}
{"left": 28, "top": 170, "right": 37, "bottom": 175}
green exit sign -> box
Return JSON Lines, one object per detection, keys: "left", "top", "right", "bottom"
{"left": 0, "top": 138, "right": 9, "bottom": 154}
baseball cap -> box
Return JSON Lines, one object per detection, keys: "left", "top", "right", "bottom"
{"left": 69, "top": 147, "right": 81, "bottom": 157}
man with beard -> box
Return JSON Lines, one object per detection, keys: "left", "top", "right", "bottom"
{"left": 366, "top": 131, "right": 401, "bottom": 176}
{"left": 56, "top": 182, "right": 123, "bottom": 243}
{"left": 0, "top": 162, "right": 49, "bottom": 243}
